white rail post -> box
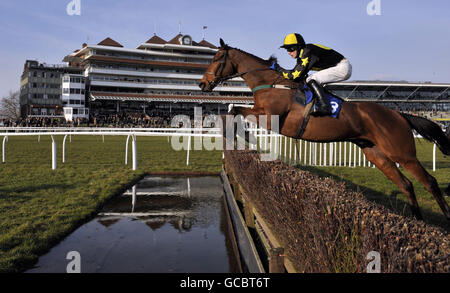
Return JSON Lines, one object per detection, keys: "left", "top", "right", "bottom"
{"left": 2, "top": 136, "right": 7, "bottom": 163}
{"left": 289, "top": 137, "right": 292, "bottom": 165}
{"left": 186, "top": 134, "right": 191, "bottom": 166}
{"left": 62, "top": 134, "right": 68, "bottom": 163}
{"left": 330, "top": 142, "right": 333, "bottom": 166}
{"left": 358, "top": 147, "right": 361, "bottom": 167}
{"left": 264, "top": 129, "right": 268, "bottom": 151}
{"left": 433, "top": 144, "right": 436, "bottom": 172}
{"left": 51, "top": 135, "right": 56, "bottom": 170}
{"left": 293, "top": 139, "right": 297, "bottom": 165}
{"left": 334, "top": 142, "right": 337, "bottom": 166}
{"left": 320, "top": 143, "right": 323, "bottom": 166}
{"left": 276, "top": 134, "right": 279, "bottom": 160}
{"left": 344, "top": 142, "right": 347, "bottom": 166}
{"left": 309, "top": 142, "right": 312, "bottom": 165}
{"left": 272, "top": 133, "right": 276, "bottom": 158}
{"left": 304, "top": 140, "right": 307, "bottom": 165}
{"left": 132, "top": 135, "right": 137, "bottom": 171}
{"left": 348, "top": 142, "right": 351, "bottom": 167}
{"left": 269, "top": 132, "right": 273, "bottom": 156}
{"left": 308, "top": 142, "right": 311, "bottom": 165}
{"left": 281, "top": 135, "right": 284, "bottom": 161}
{"left": 125, "top": 135, "right": 131, "bottom": 165}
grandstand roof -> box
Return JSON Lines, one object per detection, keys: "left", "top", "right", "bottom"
{"left": 327, "top": 81, "right": 449, "bottom": 103}
{"left": 329, "top": 81, "right": 450, "bottom": 88}
{"left": 97, "top": 37, "right": 124, "bottom": 48}
{"left": 145, "top": 34, "right": 167, "bottom": 44}
{"left": 167, "top": 34, "right": 184, "bottom": 45}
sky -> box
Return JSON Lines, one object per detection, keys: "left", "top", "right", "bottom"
{"left": 0, "top": 0, "right": 449, "bottom": 98}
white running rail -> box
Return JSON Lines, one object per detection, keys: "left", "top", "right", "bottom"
{"left": 0, "top": 127, "right": 437, "bottom": 171}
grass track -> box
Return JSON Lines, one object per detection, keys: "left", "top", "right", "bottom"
{"left": 0, "top": 135, "right": 222, "bottom": 272}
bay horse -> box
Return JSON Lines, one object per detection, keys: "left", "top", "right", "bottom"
{"left": 199, "top": 39, "right": 450, "bottom": 221}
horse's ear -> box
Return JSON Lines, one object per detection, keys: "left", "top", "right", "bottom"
{"left": 219, "top": 38, "right": 226, "bottom": 48}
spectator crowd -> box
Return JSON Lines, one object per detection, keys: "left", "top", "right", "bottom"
{"left": 0, "top": 110, "right": 222, "bottom": 128}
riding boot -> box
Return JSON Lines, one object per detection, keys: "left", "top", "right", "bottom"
{"left": 308, "top": 80, "right": 332, "bottom": 117}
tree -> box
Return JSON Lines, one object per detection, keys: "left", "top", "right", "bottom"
{"left": 0, "top": 90, "right": 20, "bottom": 120}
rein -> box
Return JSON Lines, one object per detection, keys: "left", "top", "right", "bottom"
{"left": 205, "top": 47, "right": 296, "bottom": 92}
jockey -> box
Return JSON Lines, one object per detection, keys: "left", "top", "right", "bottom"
{"left": 272, "top": 33, "right": 352, "bottom": 116}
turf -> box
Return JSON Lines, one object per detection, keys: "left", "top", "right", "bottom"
{"left": 0, "top": 135, "right": 222, "bottom": 272}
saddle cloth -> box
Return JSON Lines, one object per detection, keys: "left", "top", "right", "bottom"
{"left": 302, "top": 84, "right": 343, "bottom": 118}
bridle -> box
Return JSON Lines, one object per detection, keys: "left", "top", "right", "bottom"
{"left": 204, "top": 47, "right": 273, "bottom": 89}
{"left": 204, "top": 48, "right": 232, "bottom": 88}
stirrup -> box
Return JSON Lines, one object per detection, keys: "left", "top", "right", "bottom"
{"left": 311, "top": 109, "right": 331, "bottom": 117}
{"left": 311, "top": 102, "right": 331, "bottom": 117}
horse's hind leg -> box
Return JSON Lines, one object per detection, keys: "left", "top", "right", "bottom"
{"left": 363, "top": 146, "right": 423, "bottom": 220}
{"left": 401, "top": 159, "right": 450, "bottom": 221}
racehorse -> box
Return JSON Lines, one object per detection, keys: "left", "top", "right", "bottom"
{"left": 199, "top": 39, "right": 450, "bottom": 221}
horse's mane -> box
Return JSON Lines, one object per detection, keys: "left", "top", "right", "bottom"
{"left": 224, "top": 45, "right": 277, "bottom": 66}
{"left": 221, "top": 43, "right": 297, "bottom": 88}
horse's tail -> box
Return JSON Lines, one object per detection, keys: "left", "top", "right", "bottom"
{"left": 400, "top": 112, "right": 450, "bottom": 155}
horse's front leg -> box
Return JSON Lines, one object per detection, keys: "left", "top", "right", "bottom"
{"left": 229, "top": 105, "right": 268, "bottom": 127}
{"left": 227, "top": 105, "right": 272, "bottom": 148}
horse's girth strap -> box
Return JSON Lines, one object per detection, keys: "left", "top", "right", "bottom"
{"left": 296, "top": 102, "right": 314, "bottom": 139}
{"left": 252, "top": 84, "right": 293, "bottom": 93}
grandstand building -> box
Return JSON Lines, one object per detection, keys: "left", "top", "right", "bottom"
{"left": 62, "top": 34, "right": 251, "bottom": 117}
{"left": 61, "top": 73, "right": 89, "bottom": 121}
{"left": 327, "top": 81, "right": 449, "bottom": 125}
{"left": 19, "top": 60, "right": 82, "bottom": 118}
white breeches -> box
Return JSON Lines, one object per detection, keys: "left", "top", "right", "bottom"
{"left": 306, "top": 58, "right": 352, "bottom": 85}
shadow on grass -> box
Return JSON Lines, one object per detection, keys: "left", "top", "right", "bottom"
{"left": 0, "top": 183, "right": 77, "bottom": 196}
{"left": 296, "top": 165, "right": 449, "bottom": 232}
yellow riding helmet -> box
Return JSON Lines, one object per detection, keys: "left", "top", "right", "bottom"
{"left": 280, "top": 33, "right": 305, "bottom": 49}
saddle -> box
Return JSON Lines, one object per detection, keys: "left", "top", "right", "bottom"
{"left": 293, "top": 84, "right": 344, "bottom": 139}
{"left": 293, "top": 85, "right": 344, "bottom": 119}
